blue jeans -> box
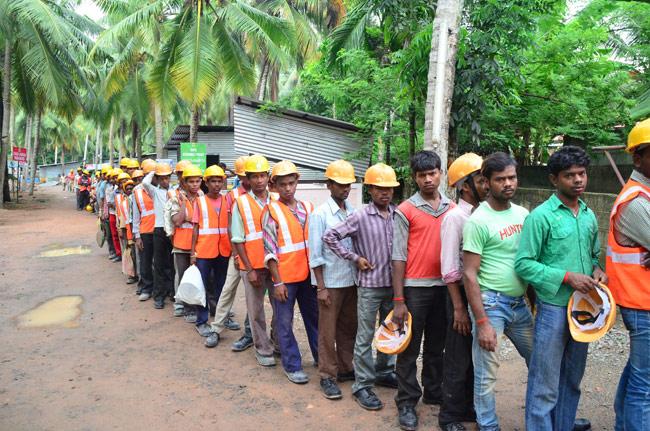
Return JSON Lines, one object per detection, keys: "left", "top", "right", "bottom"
{"left": 195, "top": 256, "right": 229, "bottom": 326}
{"left": 526, "top": 301, "right": 588, "bottom": 430}
{"left": 471, "top": 290, "right": 534, "bottom": 431}
{"left": 615, "top": 307, "right": 650, "bottom": 431}
{"left": 272, "top": 278, "right": 319, "bottom": 372}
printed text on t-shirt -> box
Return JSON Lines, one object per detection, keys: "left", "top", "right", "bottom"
{"left": 499, "top": 224, "right": 523, "bottom": 240}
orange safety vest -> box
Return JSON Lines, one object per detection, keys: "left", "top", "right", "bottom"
{"left": 264, "top": 200, "right": 314, "bottom": 284}
{"left": 227, "top": 186, "right": 247, "bottom": 211}
{"left": 195, "top": 195, "right": 231, "bottom": 259}
{"left": 236, "top": 193, "right": 267, "bottom": 269}
{"left": 606, "top": 179, "right": 650, "bottom": 310}
{"left": 115, "top": 193, "right": 124, "bottom": 225}
{"left": 134, "top": 187, "right": 155, "bottom": 234}
{"left": 172, "top": 198, "right": 195, "bottom": 251}
{"left": 397, "top": 200, "right": 455, "bottom": 280}
{"left": 119, "top": 195, "right": 133, "bottom": 240}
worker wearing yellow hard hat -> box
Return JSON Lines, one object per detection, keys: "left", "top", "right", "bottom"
{"left": 141, "top": 161, "right": 174, "bottom": 309}
{"left": 115, "top": 171, "right": 134, "bottom": 280}
{"left": 119, "top": 157, "right": 130, "bottom": 169}
{"left": 77, "top": 168, "right": 92, "bottom": 211}
{"left": 141, "top": 159, "right": 156, "bottom": 174}
{"left": 125, "top": 158, "right": 140, "bottom": 176}
{"left": 131, "top": 162, "right": 156, "bottom": 301}
{"left": 607, "top": 118, "right": 650, "bottom": 428}
{"left": 308, "top": 159, "right": 358, "bottom": 398}
{"left": 322, "top": 161, "right": 400, "bottom": 409}
{"left": 228, "top": 153, "right": 276, "bottom": 361}
{"left": 204, "top": 160, "right": 248, "bottom": 346}
{"left": 513, "top": 146, "right": 606, "bottom": 430}
{"left": 97, "top": 164, "right": 117, "bottom": 260}
{"left": 264, "top": 160, "right": 317, "bottom": 384}
{"left": 106, "top": 164, "right": 123, "bottom": 263}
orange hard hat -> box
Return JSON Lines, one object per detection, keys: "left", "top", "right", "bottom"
{"left": 175, "top": 160, "right": 192, "bottom": 173}
{"left": 234, "top": 156, "right": 248, "bottom": 176}
{"left": 325, "top": 160, "right": 356, "bottom": 184}
{"left": 568, "top": 283, "right": 617, "bottom": 343}
{"left": 271, "top": 160, "right": 299, "bottom": 180}
{"left": 117, "top": 172, "right": 131, "bottom": 182}
{"left": 141, "top": 159, "right": 156, "bottom": 174}
{"left": 154, "top": 163, "right": 173, "bottom": 176}
{"left": 374, "top": 310, "right": 413, "bottom": 355}
{"left": 364, "top": 163, "right": 400, "bottom": 187}
{"left": 130, "top": 169, "right": 144, "bottom": 179}
{"left": 448, "top": 153, "right": 483, "bottom": 187}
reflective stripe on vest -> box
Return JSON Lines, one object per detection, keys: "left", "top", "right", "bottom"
{"left": 198, "top": 196, "right": 228, "bottom": 236}
{"left": 269, "top": 201, "right": 313, "bottom": 254}
{"left": 267, "top": 200, "right": 313, "bottom": 283}
{"left": 239, "top": 195, "right": 263, "bottom": 241}
{"left": 606, "top": 179, "right": 650, "bottom": 310}
{"left": 135, "top": 189, "right": 155, "bottom": 217}
{"left": 195, "top": 195, "right": 231, "bottom": 258}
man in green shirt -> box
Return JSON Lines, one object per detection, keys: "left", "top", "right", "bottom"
{"left": 515, "top": 146, "right": 607, "bottom": 431}
{"left": 463, "top": 152, "right": 533, "bottom": 431}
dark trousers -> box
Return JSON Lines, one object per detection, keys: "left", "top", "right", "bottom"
{"left": 195, "top": 256, "right": 229, "bottom": 325}
{"left": 318, "top": 286, "right": 357, "bottom": 379}
{"left": 140, "top": 233, "right": 154, "bottom": 294}
{"left": 79, "top": 190, "right": 89, "bottom": 209}
{"left": 272, "top": 278, "right": 319, "bottom": 372}
{"left": 439, "top": 290, "right": 476, "bottom": 426}
{"left": 152, "top": 227, "right": 174, "bottom": 302}
{"left": 395, "top": 287, "right": 447, "bottom": 408}
{"left": 103, "top": 219, "right": 116, "bottom": 256}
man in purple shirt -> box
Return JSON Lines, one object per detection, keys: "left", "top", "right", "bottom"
{"left": 323, "top": 163, "right": 400, "bottom": 411}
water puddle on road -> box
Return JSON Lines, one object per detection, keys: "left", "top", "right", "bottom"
{"left": 39, "top": 246, "right": 90, "bottom": 258}
{"left": 17, "top": 295, "right": 84, "bottom": 328}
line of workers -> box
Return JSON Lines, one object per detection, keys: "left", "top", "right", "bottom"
{"left": 84, "top": 118, "right": 650, "bottom": 431}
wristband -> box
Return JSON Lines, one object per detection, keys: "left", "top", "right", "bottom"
{"left": 476, "top": 317, "right": 489, "bottom": 326}
{"left": 273, "top": 282, "right": 284, "bottom": 287}
{"left": 563, "top": 272, "right": 570, "bottom": 284}
{"left": 393, "top": 297, "right": 405, "bottom": 302}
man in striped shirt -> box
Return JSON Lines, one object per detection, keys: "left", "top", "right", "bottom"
{"left": 323, "top": 163, "right": 400, "bottom": 411}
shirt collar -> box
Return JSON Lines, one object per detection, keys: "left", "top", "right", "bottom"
{"left": 327, "top": 197, "right": 352, "bottom": 216}
{"left": 549, "top": 193, "right": 587, "bottom": 212}
{"left": 410, "top": 191, "right": 451, "bottom": 210}
{"left": 367, "top": 202, "right": 394, "bottom": 215}
{"left": 631, "top": 170, "right": 650, "bottom": 188}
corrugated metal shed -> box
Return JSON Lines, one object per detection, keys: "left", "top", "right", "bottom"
{"left": 164, "top": 125, "right": 235, "bottom": 169}
{"left": 233, "top": 97, "right": 369, "bottom": 181}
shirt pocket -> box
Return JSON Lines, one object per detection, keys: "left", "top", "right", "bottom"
{"left": 548, "top": 221, "right": 573, "bottom": 258}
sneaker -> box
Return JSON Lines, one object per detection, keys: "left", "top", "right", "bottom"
{"left": 224, "top": 317, "right": 241, "bottom": 331}
{"left": 173, "top": 307, "right": 185, "bottom": 317}
{"left": 232, "top": 335, "right": 253, "bottom": 352}
{"left": 185, "top": 311, "right": 196, "bottom": 323}
{"left": 353, "top": 388, "right": 383, "bottom": 411}
{"left": 196, "top": 323, "right": 213, "bottom": 337}
{"left": 113, "top": 256, "right": 122, "bottom": 262}
{"left": 320, "top": 378, "right": 342, "bottom": 400}
{"left": 573, "top": 418, "right": 591, "bottom": 431}
{"left": 126, "top": 276, "right": 138, "bottom": 285}
{"left": 138, "top": 292, "right": 151, "bottom": 301}
{"left": 443, "top": 423, "right": 466, "bottom": 431}
{"left": 153, "top": 299, "right": 164, "bottom": 309}
{"left": 337, "top": 371, "right": 355, "bottom": 382}
{"left": 205, "top": 332, "right": 219, "bottom": 348}
{"left": 228, "top": 310, "right": 235, "bottom": 318}
{"left": 255, "top": 351, "right": 276, "bottom": 367}
{"left": 398, "top": 405, "right": 418, "bottom": 431}
{"left": 376, "top": 371, "right": 398, "bottom": 389}
{"left": 135, "top": 288, "right": 142, "bottom": 296}
{"left": 285, "top": 369, "right": 309, "bottom": 384}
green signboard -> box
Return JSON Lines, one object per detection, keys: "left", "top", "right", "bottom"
{"left": 180, "top": 142, "right": 207, "bottom": 170}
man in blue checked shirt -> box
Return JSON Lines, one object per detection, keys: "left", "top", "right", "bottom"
{"left": 309, "top": 160, "right": 358, "bottom": 401}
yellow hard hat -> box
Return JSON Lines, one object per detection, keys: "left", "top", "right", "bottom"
{"left": 141, "top": 159, "right": 156, "bottom": 174}
{"left": 374, "top": 310, "right": 413, "bottom": 355}
{"left": 271, "top": 160, "right": 299, "bottom": 180}
{"left": 325, "top": 160, "right": 356, "bottom": 184}
{"left": 131, "top": 169, "right": 144, "bottom": 179}
{"left": 101, "top": 165, "right": 111, "bottom": 174}
{"left": 627, "top": 118, "right": 650, "bottom": 153}
{"left": 95, "top": 171, "right": 100, "bottom": 177}
{"left": 364, "top": 163, "right": 400, "bottom": 187}
{"left": 85, "top": 204, "right": 94, "bottom": 212}
{"left": 69, "top": 169, "right": 74, "bottom": 174}
{"left": 568, "top": 283, "right": 617, "bottom": 343}
{"left": 182, "top": 164, "right": 203, "bottom": 178}
{"left": 448, "top": 153, "right": 483, "bottom": 187}
{"left": 126, "top": 158, "right": 140, "bottom": 169}
{"left": 110, "top": 168, "right": 124, "bottom": 178}
{"left": 155, "top": 162, "right": 173, "bottom": 176}
{"left": 175, "top": 160, "right": 192, "bottom": 173}
{"left": 119, "top": 157, "right": 130, "bottom": 167}
{"left": 203, "top": 165, "right": 226, "bottom": 180}
{"left": 83, "top": 169, "right": 90, "bottom": 175}
{"left": 117, "top": 172, "right": 131, "bottom": 182}
{"left": 234, "top": 156, "right": 248, "bottom": 176}
{"left": 244, "top": 154, "right": 270, "bottom": 173}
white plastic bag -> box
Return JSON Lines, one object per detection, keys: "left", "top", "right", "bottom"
{"left": 175, "top": 264, "right": 206, "bottom": 306}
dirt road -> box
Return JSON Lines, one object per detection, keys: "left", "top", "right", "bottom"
{"left": 0, "top": 187, "right": 623, "bottom": 430}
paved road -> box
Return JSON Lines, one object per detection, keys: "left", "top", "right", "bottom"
{"left": 0, "top": 187, "right": 621, "bottom": 430}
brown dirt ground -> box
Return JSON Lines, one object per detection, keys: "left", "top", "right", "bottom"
{"left": 0, "top": 187, "right": 622, "bottom": 431}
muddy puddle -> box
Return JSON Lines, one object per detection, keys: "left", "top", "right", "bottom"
{"left": 39, "top": 245, "right": 91, "bottom": 258}
{"left": 17, "top": 295, "right": 84, "bottom": 328}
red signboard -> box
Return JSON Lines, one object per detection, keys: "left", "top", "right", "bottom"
{"left": 12, "top": 146, "right": 27, "bottom": 163}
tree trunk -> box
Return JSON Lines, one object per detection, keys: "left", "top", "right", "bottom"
{"left": 108, "top": 115, "right": 115, "bottom": 165}
{"left": 423, "top": 0, "right": 463, "bottom": 190}
{"left": 24, "top": 114, "right": 32, "bottom": 183}
{"left": 54, "top": 145, "right": 58, "bottom": 165}
{"left": 189, "top": 107, "right": 199, "bottom": 143}
{"left": 269, "top": 65, "right": 279, "bottom": 102}
{"left": 95, "top": 126, "right": 102, "bottom": 166}
{"left": 132, "top": 119, "right": 140, "bottom": 160}
{"left": 256, "top": 56, "right": 270, "bottom": 100}
{"left": 118, "top": 119, "right": 126, "bottom": 159}
{"left": 154, "top": 102, "right": 164, "bottom": 158}
{"left": 60, "top": 146, "right": 65, "bottom": 176}
{"left": 9, "top": 103, "right": 15, "bottom": 146}
{"left": 0, "top": 39, "right": 12, "bottom": 208}
{"left": 82, "top": 134, "right": 89, "bottom": 165}
{"left": 29, "top": 110, "right": 41, "bottom": 196}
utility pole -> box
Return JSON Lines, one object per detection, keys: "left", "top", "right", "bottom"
{"left": 423, "top": 0, "right": 464, "bottom": 191}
